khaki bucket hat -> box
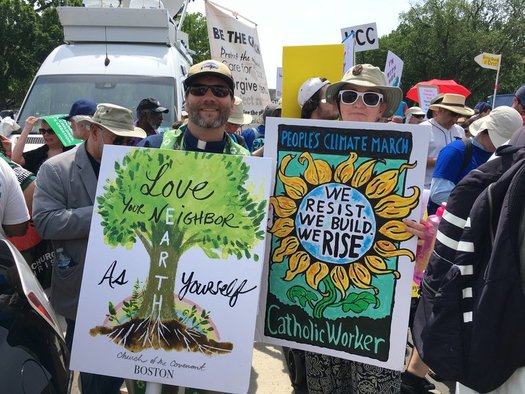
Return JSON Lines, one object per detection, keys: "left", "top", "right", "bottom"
{"left": 228, "top": 97, "right": 253, "bottom": 125}
{"left": 81, "top": 103, "right": 146, "bottom": 138}
{"left": 326, "top": 64, "right": 403, "bottom": 117}
{"left": 428, "top": 93, "right": 475, "bottom": 117}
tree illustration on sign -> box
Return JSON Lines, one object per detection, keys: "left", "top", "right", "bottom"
{"left": 90, "top": 149, "right": 267, "bottom": 354}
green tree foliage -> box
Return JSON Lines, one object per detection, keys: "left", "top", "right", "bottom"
{"left": 181, "top": 12, "right": 210, "bottom": 64}
{"left": 97, "top": 149, "right": 266, "bottom": 322}
{"left": 0, "top": 0, "right": 81, "bottom": 109}
{"left": 364, "top": 0, "right": 525, "bottom": 104}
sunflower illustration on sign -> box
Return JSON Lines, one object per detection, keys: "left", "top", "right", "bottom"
{"left": 269, "top": 151, "right": 418, "bottom": 319}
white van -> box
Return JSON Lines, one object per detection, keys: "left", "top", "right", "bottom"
{"left": 14, "top": 0, "right": 193, "bottom": 149}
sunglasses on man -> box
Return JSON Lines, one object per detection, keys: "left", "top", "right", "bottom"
{"left": 338, "top": 90, "right": 384, "bottom": 107}
{"left": 39, "top": 128, "right": 55, "bottom": 135}
{"left": 186, "top": 84, "right": 232, "bottom": 98}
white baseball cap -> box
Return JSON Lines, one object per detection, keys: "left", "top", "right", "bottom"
{"left": 298, "top": 77, "right": 330, "bottom": 107}
{"left": 469, "top": 106, "right": 522, "bottom": 148}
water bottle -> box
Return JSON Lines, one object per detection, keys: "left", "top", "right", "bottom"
{"left": 55, "top": 247, "right": 72, "bottom": 269}
{"left": 415, "top": 204, "right": 445, "bottom": 279}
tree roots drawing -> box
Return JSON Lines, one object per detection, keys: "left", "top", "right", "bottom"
{"left": 90, "top": 317, "right": 233, "bottom": 355}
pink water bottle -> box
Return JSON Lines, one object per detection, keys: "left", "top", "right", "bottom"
{"left": 414, "top": 204, "right": 445, "bottom": 284}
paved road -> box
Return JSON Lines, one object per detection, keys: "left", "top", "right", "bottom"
{"left": 248, "top": 343, "right": 294, "bottom": 393}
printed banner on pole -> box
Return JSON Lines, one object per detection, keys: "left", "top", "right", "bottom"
{"left": 43, "top": 114, "right": 83, "bottom": 147}
{"left": 385, "top": 51, "right": 404, "bottom": 87}
{"left": 474, "top": 52, "right": 501, "bottom": 71}
{"left": 417, "top": 85, "right": 439, "bottom": 115}
{"left": 259, "top": 118, "right": 429, "bottom": 370}
{"left": 71, "top": 146, "right": 272, "bottom": 393}
{"left": 205, "top": 0, "right": 270, "bottom": 118}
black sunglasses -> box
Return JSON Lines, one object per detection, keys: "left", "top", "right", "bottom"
{"left": 412, "top": 114, "right": 425, "bottom": 119}
{"left": 39, "top": 128, "right": 55, "bottom": 135}
{"left": 186, "top": 84, "right": 232, "bottom": 98}
{"left": 338, "top": 90, "right": 383, "bottom": 107}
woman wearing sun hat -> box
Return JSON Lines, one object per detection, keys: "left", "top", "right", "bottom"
{"left": 303, "top": 64, "right": 425, "bottom": 393}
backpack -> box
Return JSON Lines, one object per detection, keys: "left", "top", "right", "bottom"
{"left": 413, "top": 145, "right": 525, "bottom": 393}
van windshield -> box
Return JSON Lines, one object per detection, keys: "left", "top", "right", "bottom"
{"left": 17, "top": 74, "right": 177, "bottom": 131}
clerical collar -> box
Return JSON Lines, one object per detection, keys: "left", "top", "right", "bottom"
{"left": 183, "top": 128, "right": 227, "bottom": 153}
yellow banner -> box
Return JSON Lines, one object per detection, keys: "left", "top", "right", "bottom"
{"left": 282, "top": 45, "right": 344, "bottom": 118}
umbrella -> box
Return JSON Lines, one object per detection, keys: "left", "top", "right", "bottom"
{"left": 406, "top": 79, "right": 471, "bottom": 103}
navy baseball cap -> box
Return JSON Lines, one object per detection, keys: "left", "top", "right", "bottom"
{"left": 62, "top": 99, "right": 97, "bottom": 121}
{"left": 515, "top": 85, "right": 525, "bottom": 104}
{"left": 474, "top": 102, "right": 492, "bottom": 114}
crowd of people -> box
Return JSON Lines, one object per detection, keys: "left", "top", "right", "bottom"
{"left": 1, "top": 58, "right": 525, "bottom": 394}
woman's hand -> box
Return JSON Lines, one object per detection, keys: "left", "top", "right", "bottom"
{"left": 403, "top": 218, "right": 425, "bottom": 247}
{"left": 22, "top": 116, "right": 39, "bottom": 134}
{"left": 12, "top": 115, "right": 39, "bottom": 166}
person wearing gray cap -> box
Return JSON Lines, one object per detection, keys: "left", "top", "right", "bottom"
{"left": 33, "top": 103, "right": 146, "bottom": 394}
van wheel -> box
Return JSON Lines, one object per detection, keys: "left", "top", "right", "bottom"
{"left": 283, "top": 347, "right": 307, "bottom": 389}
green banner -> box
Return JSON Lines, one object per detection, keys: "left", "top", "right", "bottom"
{"left": 42, "top": 114, "right": 83, "bottom": 147}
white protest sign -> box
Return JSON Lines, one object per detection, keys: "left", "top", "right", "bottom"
{"left": 205, "top": 0, "right": 271, "bottom": 118}
{"left": 341, "top": 22, "right": 379, "bottom": 52}
{"left": 276, "top": 67, "right": 283, "bottom": 99}
{"left": 260, "top": 117, "right": 430, "bottom": 370}
{"left": 385, "top": 50, "right": 404, "bottom": 87}
{"left": 71, "top": 146, "right": 272, "bottom": 393}
{"left": 417, "top": 85, "right": 439, "bottom": 115}
{"left": 342, "top": 32, "right": 355, "bottom": 73}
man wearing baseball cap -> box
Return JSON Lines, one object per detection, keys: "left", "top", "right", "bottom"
{"left": 142, "top": 59, "right": 249, "bottom": 392}
{"left": 297, "top": 77, "right": 339, "bottom": 120}
{"left": 136, "top": 97, "right": 169, "bottom": 137}
{"left": 33, "top": 103, "right": 146, "bottom": 394}
{"left": 512, "top": 85, "right": 525, "bottom": 125}
{"left": 159, "top": 59, "right": 248, "bottom": 155}
{"left": 62, "top": 98, "right": 97, "bottom": 140}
